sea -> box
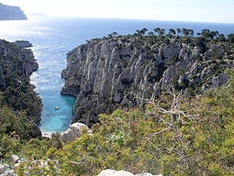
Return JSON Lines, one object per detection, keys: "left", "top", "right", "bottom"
{"left": 0, "top": 16, "right": 233, "bottom": 132}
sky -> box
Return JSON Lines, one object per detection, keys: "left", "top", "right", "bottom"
{"left": 1, "top": 0, "right": 234, "bottom": 23}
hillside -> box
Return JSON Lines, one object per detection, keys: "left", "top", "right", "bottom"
{"left": 2, "top": 69, "right": 233, "bottom": 175}
{"left": 0, "top": 39, "right": 42, "bottom": 139}
{"left": 0, "top": 3, "right": 27, "bottom": 20}
{"left": 61, "top": 28, "right": 234, "bottom": 127}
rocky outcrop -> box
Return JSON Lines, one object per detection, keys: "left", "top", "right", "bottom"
{"left": 0, "top": 163, "right": 16, "bottom": 176}
{"left": 97, "top": 169, "right": 163, "bottom": 176}
{"left": 0, "top": 155, "right": 60, "bottom": 176}
{"left": 14, "top": 40, "right": 33, "bottom": 48}
{"left": 61, "top": 34, "right": 234, "bottom": 126}
{"left": 0, "top": 154, "right": 21, "bottom": 176}
{"left": 60, "top": 123, "right": 89, "bottom": 143}
{"left": 0, "top": 3, "right": 27, "bottom": 20}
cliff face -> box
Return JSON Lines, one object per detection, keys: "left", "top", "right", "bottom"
{"left": 61, "top": 33, "right": 234, "bottom": 126}
{"left": 0, "top": 3, "right": 27, "bottom": 20}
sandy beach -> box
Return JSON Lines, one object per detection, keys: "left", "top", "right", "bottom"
{"left": 42, "top": 131, "right": 57, "bottom": 138}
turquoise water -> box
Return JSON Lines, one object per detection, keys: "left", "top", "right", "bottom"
{"left": 0, "top": 17, "right": 234, "bottom": 132}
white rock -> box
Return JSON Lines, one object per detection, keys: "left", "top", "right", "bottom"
{"left": 135, "top": 173, "right": 163, "bottom": 176}
{"left": 97, "top": 169, "right": 163, "bottom": 176}
{"left": 60, "top": 123, "right": 88, "bottom": 143}
{"left": 10, "top": 154, "right": 19, "bottom": 164}
{"left": 97, "top": 169, "right": 134, "bottom": 176}
{"left": 97, "top": 169, "right": 116, "bottom": 176}
{"left": 0, "top": 164, "right": 9, "bottom": 174}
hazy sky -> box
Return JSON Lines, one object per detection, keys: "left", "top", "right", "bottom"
{"left": 1, "top": 0, "right": 234, "bottom": 23}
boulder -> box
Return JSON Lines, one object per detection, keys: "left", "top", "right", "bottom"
{"left": 0, "top": 164, "right": 9, "bottom": 174}
{"left": 97, "top": 169, "right": 163, "bottom": 176}
{"left": 0, "top": 163, "right": 16, "bottom": 176}
{"left": 135, "top": 174, "right": 163, "bottom": 176}
{"left": 97, "top": 169, "right": 134, "bottom": 176}
{"left": 10, "top": 154, "right": 19, "bottom": 164}
{"left": 60, "top": 123, "right": 89, "bottom": 143}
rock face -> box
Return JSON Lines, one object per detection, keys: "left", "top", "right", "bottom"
{"left": 0, "top": 3, "right": 27, "bottom": 20}
{"left": 61, "top": 34, "right": 234, "bottom": 126}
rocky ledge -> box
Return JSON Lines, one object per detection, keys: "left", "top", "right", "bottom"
{"left": 61, "top": 29, "right": 234, "bottom": 127}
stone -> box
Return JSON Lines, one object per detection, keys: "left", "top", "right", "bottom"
{"left": 97, "top": 169, "right": 134, "bottom": 176}
{"left": 192, "top": 46, "right": 202, "bottom": 56}
{"left": 97, "top": 169, "right": 163, "bottom": 176}
{"left": 135, "top": 173, "right": 163, "bottom": 176}
{"left": 211, "top": 73, "right": 229, "bottom": 87}
{"left": 201, "top": 67, "right": 213, "bottom": 79}
{"left": 60, "top": 123, "right": 89, "bottom": 143}
{"left": 0, "top": 164, "right": 9, "bottom": 174}
{"left": 0, "top": 163, "right": 16, "bottom": 176}
{"left": 10, "top": 154, "right": 19, "bottom": 164}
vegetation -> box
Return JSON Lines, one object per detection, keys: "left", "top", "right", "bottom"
{"left": 0, "top": 40, "right": 42, "bottom": 161}
{"left": 0, "top": 68, "right": 231, "bottom": 175}
{"left": 1, "top": 29, "right": 234, "bottom": 175}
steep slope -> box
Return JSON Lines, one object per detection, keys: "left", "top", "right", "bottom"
{"left": 0, "top": 39, "right": 42, "bottom": 138}
{"left": 0, "top": 3, "right": 27, "bottom": 20}
{"left": 61, "top": 30, "right": 234, "bottom": 126}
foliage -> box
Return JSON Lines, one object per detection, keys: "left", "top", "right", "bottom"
{"left": 0, "top": 40, "right": 43, "bottom": 162}
{"left": 227, "top": 33, "right": 234, "bottom": 43}
{"left": 1, "top": 32, "right": 234, "bottom": 175}
{"left": 12, "top": 69, "right": 234, "bottom": 175}
{"left": 0, "top": 70, "right": 42, "bottom": 122}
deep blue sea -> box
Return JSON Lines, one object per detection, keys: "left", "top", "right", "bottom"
{"left": 0, "top": 16, "right": 233, "bottom": 132}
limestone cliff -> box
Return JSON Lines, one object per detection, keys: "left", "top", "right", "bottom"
{"left": 0, "top": 3, "right": 27, "bottom": 20}
{"left": 61, "top": 31, "right": 234, "bottom": 126}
